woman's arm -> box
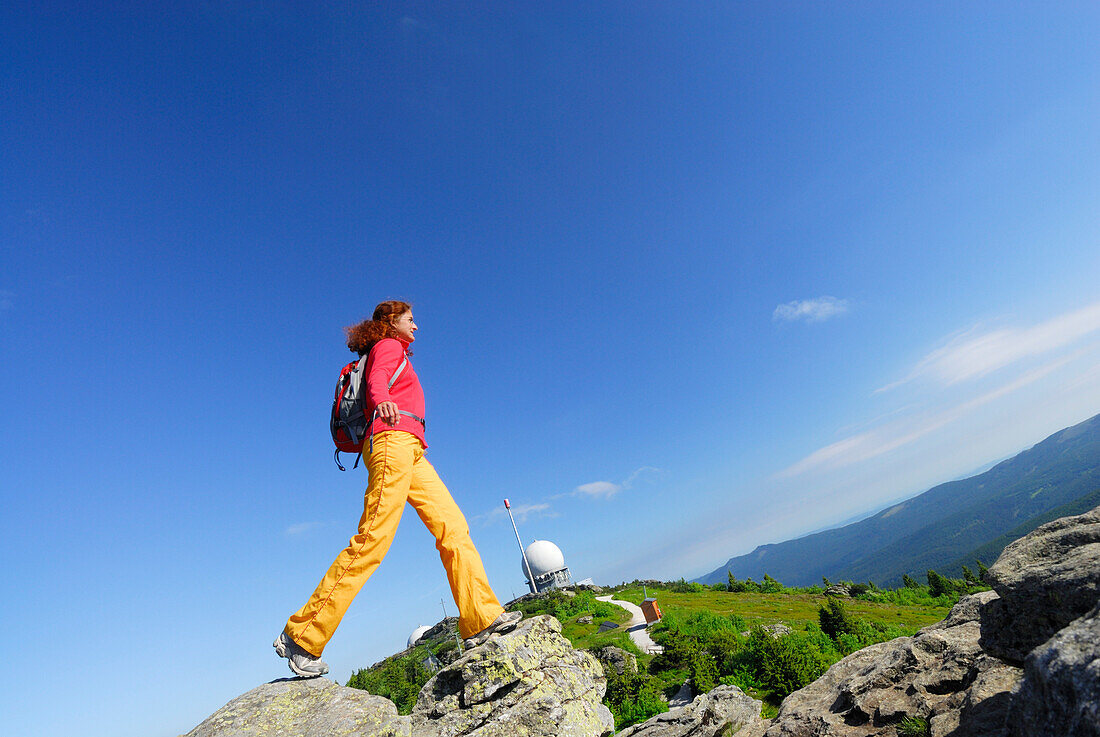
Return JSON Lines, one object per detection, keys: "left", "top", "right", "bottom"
{"left": 367, "top": 339, "right": 404, "bottom": 426}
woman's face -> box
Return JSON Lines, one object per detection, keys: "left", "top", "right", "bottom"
{"left": 392, "top": 311, "right": 417, "bottom": 343}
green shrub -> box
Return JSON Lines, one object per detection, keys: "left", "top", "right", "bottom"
{"left": 753, "top": 629, "right": 833, "bottom": 697}
{"left": 722, "top": 627, "right": 836, "bottom": 700}
{"left": 603, "top": 669, "right": 668, "bottom": 729}
{"left": 669, "top": 578, "right": 706, "bottom": 593}
{"left": 818, "top": 596, "right": 855, "bottom": 640}
{"left": 897, "top": 716, "right": 931, "bottom": 737}
{"left": 689, "top": 647, "right": 719, "bottom": 694}
{"left": 759, "top": 574, "right": 784, "bottom": 593}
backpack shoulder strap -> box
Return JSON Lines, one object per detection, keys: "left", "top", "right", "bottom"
{"left": 388, "top": 354, "right": 408, "bottom": 389}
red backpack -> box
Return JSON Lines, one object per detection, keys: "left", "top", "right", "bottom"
{"left": 330, "top": 354, "right": 407, "bottom": 470}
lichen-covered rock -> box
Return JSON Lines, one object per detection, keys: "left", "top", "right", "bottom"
{"left": 982, "top": 503, "right": 1100, "bottom": 662}
{"left": 409, "top": 614, "right": 614, "bottom": 737}
{"left": 761, "top": 624, "right": 792, "bottom": 639}
{"left": 618, "top": 684, "right": 764, "bottom": 737}
{"left": 186, "top": 615, "right": 611, "bottom": 737}
{"left": 1006, "top": 601, "right": 1100, "bottom": 737}
{"left": 759, "top": 591, "right": 1021, "bottom": 737}
{"left": 592, "top": 645, "right": 637, "bottom": 675}
{"left": 184, "top": 676, "right": 411, "bottom": 737}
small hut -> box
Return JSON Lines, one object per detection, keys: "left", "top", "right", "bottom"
{"left": 641, "top": 597, "right": 662, "bottom": 624}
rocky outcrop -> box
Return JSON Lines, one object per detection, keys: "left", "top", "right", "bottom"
{"left": 184, "top": 677, "right": 410, "bottom": 737}
{"left": 591, "top": 645, "right": 637, "bottom": 675}
{"left": 981, "top": 505, "right": 1100, "bottom": 662}
{"left": 757, "top": 591, "right": 1021, "bottom": 737}
{"left": 753, "top": 502, "right": 1100, "bottom": 737}
{"left": 187, "top": 504, "right": 1100, "bottom": 737}
{"left": 618, "top": 685, "right": 764, "bottom": 737}
{"left": 186, "top": 615, "right": 611, "bottom": 737}
{"left": 409, "top": 615, "right": 613, "bottom": 737}
{"left": 1006, "top": 601, "right": 1100, "bottom": 737}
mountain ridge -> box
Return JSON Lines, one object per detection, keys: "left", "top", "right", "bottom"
{"left": 697, "top": 412, "right": 1100, "bottom": 587}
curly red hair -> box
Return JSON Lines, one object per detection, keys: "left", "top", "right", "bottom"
{"left": 345, "top": 300, "right": 413, "bottom": 356}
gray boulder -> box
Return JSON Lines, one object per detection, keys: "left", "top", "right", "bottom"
{"left": 1007, "top": 601, "right": 1100, "bottom": 737}
{"left": 759, "top": 591, "right": 1021, "bottom": 737}
{"left": 186, "top": 615, "right": 612, "bottom": 737}
{"left": 618, "top": 685, "right": 764, "bottom": 737}
{"left": 184, "top": 677, "right": 410, "bottom": 737}
{"left": 982, "top": 503, "right": 1100, "bottom": 662}
{"left": 592, "top": 645, "right": 637, "bottom": 675}
{"left": 409, "top": 614, "right": 614, "bottom": 737}
{"left": 761, "top": 624, "right": 792, "bottom": 639}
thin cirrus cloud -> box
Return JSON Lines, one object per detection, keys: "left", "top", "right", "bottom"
{"left": 778, "top": 346, "right": 1081, "bottom": 479}
{"left": 773, "top": 296, "right": 849, "bottom": 323}
{"left": 474, "top": 502, "right": 556, "bottom": 526}
{"left": 284, "top": 521, "right": 324, "bottom": 536}
{"left": 878, "top": 300, "right": 1100, "bottom": 391}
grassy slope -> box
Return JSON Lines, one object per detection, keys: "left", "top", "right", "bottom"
{"left": 610, "top": 585, "right": 950, "bottom": 633}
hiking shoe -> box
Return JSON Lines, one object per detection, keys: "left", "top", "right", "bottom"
{"left": 464, "top": 610, "right": 523, "bottom": 649}
{"left": 274, "top": 632, "right": 329, "bottom": 677}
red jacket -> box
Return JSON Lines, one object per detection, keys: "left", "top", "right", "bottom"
{"left": 365, "top": 337, "right": 427, "bottom": 448}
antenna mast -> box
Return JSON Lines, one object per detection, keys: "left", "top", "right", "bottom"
{"left": 505, "top": 498, "right": 538, "bottom": 594}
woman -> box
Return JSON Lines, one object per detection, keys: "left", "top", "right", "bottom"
{"left": 275, "top": 300, "right": 520, "bottom": 677}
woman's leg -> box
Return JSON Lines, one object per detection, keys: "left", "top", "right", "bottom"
{"left": 406, "top": 448, "right": 504, "bottom": 639}
{"left": 284, "top": 431, "right": 418, "bottom": 656}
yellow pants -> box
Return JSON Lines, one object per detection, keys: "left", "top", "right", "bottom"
{"left": 285, "top": 431, "right": 504, "bottom": 656}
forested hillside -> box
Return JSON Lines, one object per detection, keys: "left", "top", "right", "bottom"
{"left": 697, "top": 412, "right": 1100, "bottom": 587}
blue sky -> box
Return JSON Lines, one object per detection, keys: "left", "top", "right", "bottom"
{"left": 3, "top": 3, "right": 1100, "bottom": 736}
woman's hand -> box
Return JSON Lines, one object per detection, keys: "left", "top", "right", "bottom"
{"left": 377, "top": 400, "right": 401, "bottom": 426}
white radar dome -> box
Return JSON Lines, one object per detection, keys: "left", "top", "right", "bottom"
{"left": 522, "top": 539, "right": 566, "bottom": 578}
{"left": 408, "top": 624, "right": 431, "bottom": 648}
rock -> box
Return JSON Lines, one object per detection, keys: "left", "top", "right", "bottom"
{"left": 186, "top": 615, "right": 612, "bottom": 737}
{"left": 759, "top": 592, "right": 1022, "bottom": 736}
{"left": 1006, "top": 601, "right": 1100, "bottom": 737}
{"left": 597, "top": 621, "right": 619, "bottom": 633}
{"left": 577, "top": 615, "right": 594, "bottom": 624}
{"left": 409, "top": 615, "right": 614, "bottom": 737}
{"left": 618, "top": 685, "right": 764, "bottom": 737}
{"left": 184, "top": 676, "right": 411, "bottom": 737}
{"left": 592, "top": 645, "right": 637, "bottom": 675}
{"left": 824, "top": 584, "right": 851, "bottom": 598}
{"left": 761, "top": 624, "right": 792, "bottom": 639}
{"left": 982, "top": 503, "right": 1100, "bottom": 662}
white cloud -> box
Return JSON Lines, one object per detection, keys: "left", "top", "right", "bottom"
{"left": 773, "top": 296, "right": 849, "bottom": 323}
{"left": 571, "top": 467, "right": 660, "bottom": 499}
{"left": 574, "top": 481, "right": 621, "bottom": 498}
{"left": 879, "top": 300, "right": 1100, "bottom": 391}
